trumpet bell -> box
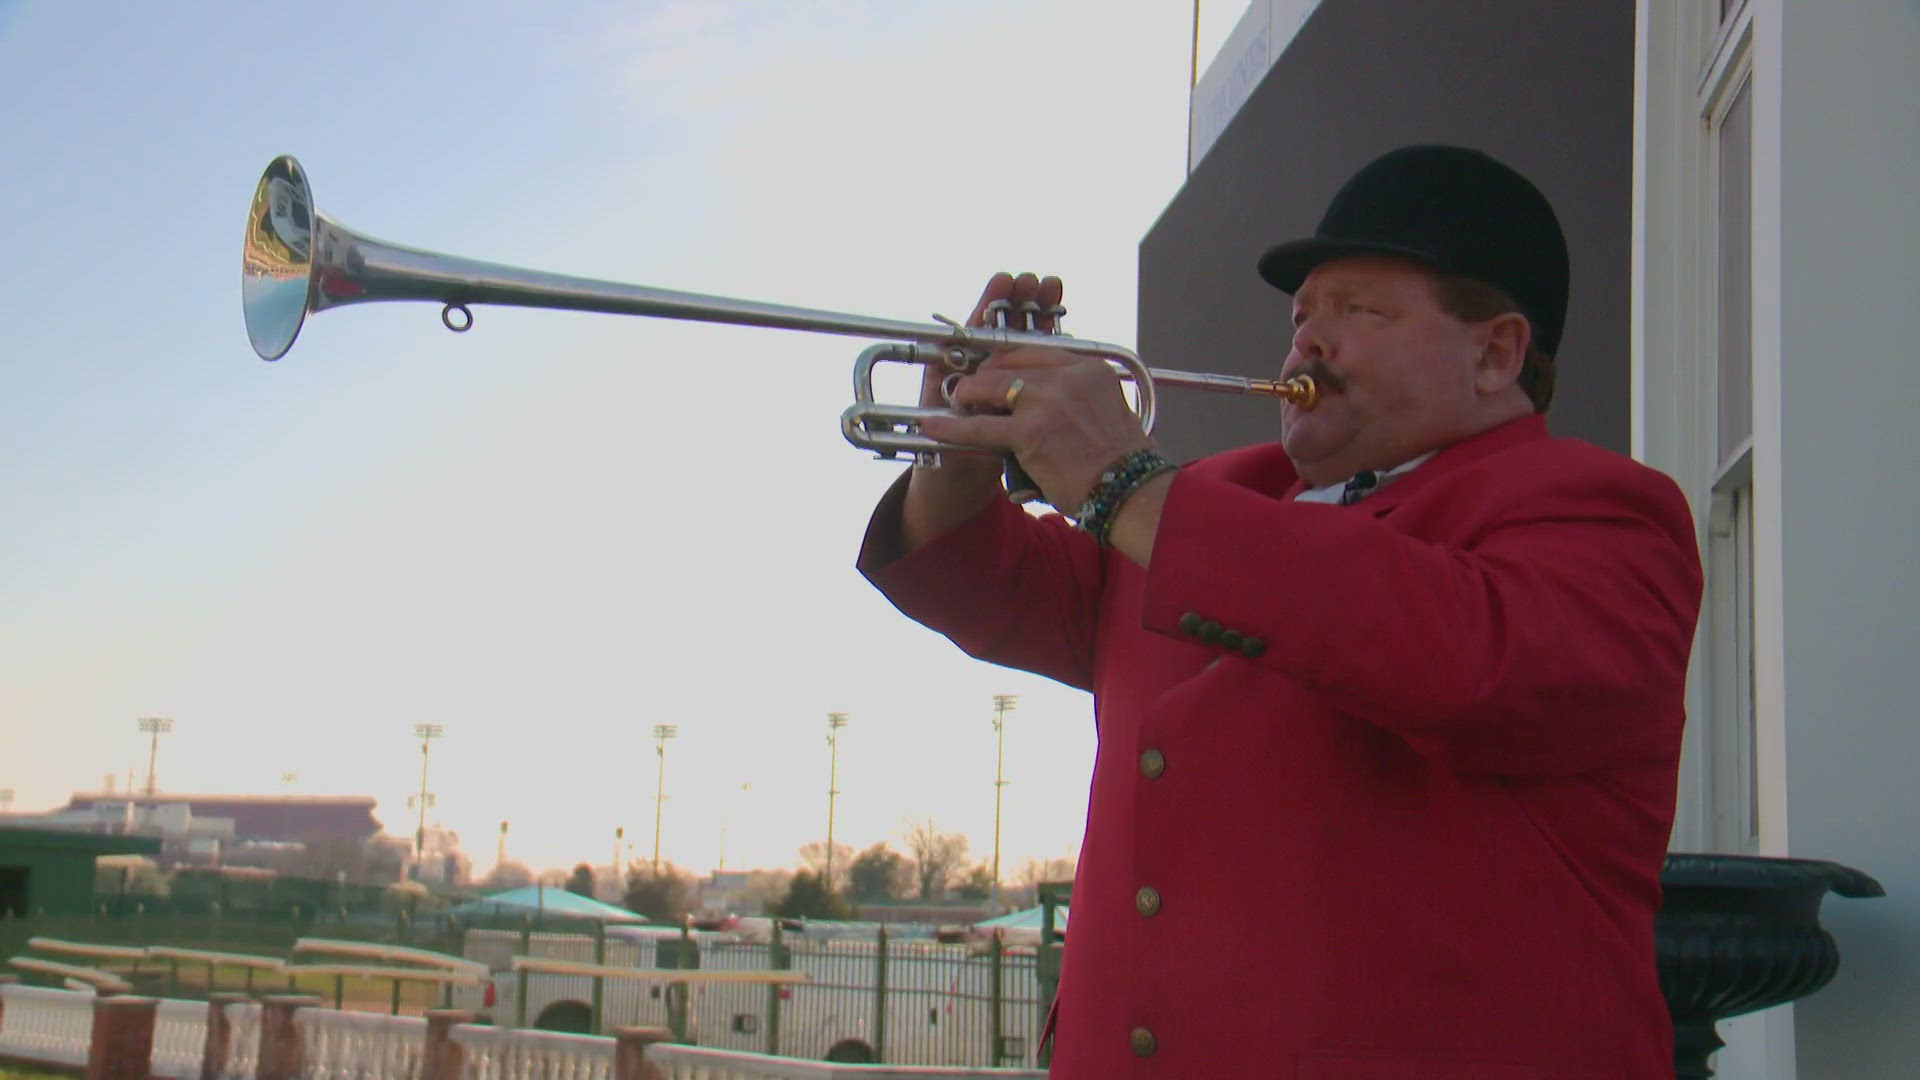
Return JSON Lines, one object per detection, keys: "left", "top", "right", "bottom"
{"left": 242, "top": 155, "right": 317, "bottom": 361}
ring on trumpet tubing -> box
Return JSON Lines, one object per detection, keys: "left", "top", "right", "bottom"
{"left": 242, "top": 154, "right": 1318, "bottom": 479}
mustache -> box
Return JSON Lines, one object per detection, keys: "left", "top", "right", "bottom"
{"left": 1299, "top": 358, "right": 1344, "bottom": 394}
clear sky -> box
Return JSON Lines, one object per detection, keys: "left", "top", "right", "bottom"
{"left": 0, "top": 1, "right": 1252, "bottom": 880}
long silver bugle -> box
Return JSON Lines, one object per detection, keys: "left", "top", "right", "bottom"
{"left": 242, "top": 155, "right": 1319, "bottom": 464}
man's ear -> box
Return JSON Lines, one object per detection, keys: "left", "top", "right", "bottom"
{"left": 1473, "top": 312, "right": 1531, "bottom": 396}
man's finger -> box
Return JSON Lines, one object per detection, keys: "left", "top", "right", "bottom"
{"left": 979, "top": 346, "right": 1080, "bottom": 373}
{"left": 945, "top": 370, "right": 1023, "bottom": 414}
{"left": 1006, "top": 273, "right": 1042, "bottom": 331}
{"left": 1034, "top": 275, "right": 1065, "bottom": 334}
{"left": 968, "top": 272, "right": 1018, "bottom": 328}
{"left": 918, "top": 411, "right": 1018, "bottom": 451}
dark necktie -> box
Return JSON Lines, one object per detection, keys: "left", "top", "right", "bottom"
{"left": 1339, "top": 469, "right": 1379, "bottom": 506}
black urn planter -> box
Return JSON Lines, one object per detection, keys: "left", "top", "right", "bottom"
{"left": 1655, "top": 853, "right": 1884, "bottom": 1079}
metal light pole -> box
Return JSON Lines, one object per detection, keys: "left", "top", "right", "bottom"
{"left": 0, "top": 788, "right": 14, "bottom": 813}
{"left": 991, "top": 694, "right": 1016, "bottom": 913}
{"left": 612, "top": 826, "right": 625, "bottom": 895}
{"left": 652, "top": 724, "right": 678, "bottom": 873}
{"left": 137, "top": 717, "right": 173, "bottom": 799}
{"left": 497, "top": 820, "right": 510, "bottom": 873}
{"left": 825, "top": 713, "right": 850, "bottom": 893}
{"left": 410, "top": 723, "right": 444, "bottom": 880}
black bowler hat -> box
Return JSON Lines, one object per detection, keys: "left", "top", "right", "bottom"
{"left": 1257, "top": 145, "right": 1570, "bottom": 357}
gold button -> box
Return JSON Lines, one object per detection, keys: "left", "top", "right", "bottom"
{"left": 1139, "top": 748, "right": 1165, "bottom": 779}
{"left": 1178, "top": 612, "right": 1203, "bottom": 636}
{"left": 1135, "top": 886, "right": 1161, "bottom": 917}
{"left": 1239, "top": 635, "right": 1267, "bottom": 659}
{"left": 1130, "top": 1026, "right": 1157, "bottom": 1058}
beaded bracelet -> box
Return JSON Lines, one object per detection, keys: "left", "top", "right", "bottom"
{"left": 1075, "top": 448, "right": 1178, "bottom": 545}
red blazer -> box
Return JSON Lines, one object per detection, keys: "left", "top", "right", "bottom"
{"left": 859, "top": 416, "right": 1703, "bottom": 1078}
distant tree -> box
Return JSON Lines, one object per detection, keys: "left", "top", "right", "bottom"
{"left": 773, "top": 870, "right": 853, "bottom": 920}
{"left": 902, "top": 819, "right": 969, "bottom": 900}
{"left": 846, "top": 843, "right": 911, "bottom": 901}
{"left": 952, "top": 862, "right": 996, "bottom": 901}
{"left": 260, "top": 834, "right": 406, "bottom": 886}
{"left": 565, "top": 863, "right": 596, "bottom": 898}
{"left": 741, "top": 869, "right": 793, "bottom": 915}
{"left": 623, "top": 862, "right": 696, "bottom": 924}
{"left": 796, "top": 841, "right": 855, "bottom": 895}
{"left": 536, "top": 867, "right": 569, "bottom": 888}
{"left": 484, "top": 860, "right": 535, "bottom": 890}
{"left": 1017, "top": 856, "right": 1077, "bottom": 888}
{"left": 1008, "top": 856, "right": 1076, "bottom": 909}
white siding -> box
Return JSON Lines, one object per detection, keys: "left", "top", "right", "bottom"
{"left": 1769, "top": 0, "right": 1920, "bottom": 1073}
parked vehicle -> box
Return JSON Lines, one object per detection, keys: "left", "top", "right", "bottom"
{"left": 457, "top": 921, "right": 1043, "bottom": 1068}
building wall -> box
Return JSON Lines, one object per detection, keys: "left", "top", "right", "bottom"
{"left": 0, "top": 829, "right": 161, "bottom": 916}
{"left": 1768, "top": 1, "right": 1920, "bottom": 1072}
{"left": 1142, "top": 0, "right": 1634, "bottom": 461}
{"left": 1637, "top": 1, "right": 1917, "bottom": 1073}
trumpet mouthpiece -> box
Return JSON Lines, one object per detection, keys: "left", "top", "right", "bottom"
{"left": 1252, "top": 374, "right": 1319, "bottom": 409}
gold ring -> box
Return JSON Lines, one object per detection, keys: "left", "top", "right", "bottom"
{"left": 1004, "top": 377, "right": 1026, "bottom": 411}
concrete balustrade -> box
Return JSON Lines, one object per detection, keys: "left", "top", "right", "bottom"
{"left": 2, "top": 983, "right": 1043, "bottom": 1080}
{"left": 85, "top": 995, "right": 157, "bottom": 1080}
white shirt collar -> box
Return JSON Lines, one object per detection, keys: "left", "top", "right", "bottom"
{"left": 1293, "top": 451, "right": 1436, "bottom": 504}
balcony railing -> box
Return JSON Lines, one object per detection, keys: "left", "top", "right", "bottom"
{"left": 0, "top": 984, "right": 1044, "bottom": 1080}
{"left": 0, "top": 981, "right": 95, "bottom": 1067}
{"left": 151, "top": 997, "right": 211, "bottom": 1079}
{"left": 452, "top": 1021, "right": 617, "bottom": 1080}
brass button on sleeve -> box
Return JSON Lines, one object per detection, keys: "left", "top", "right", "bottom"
{"left": 1178, "top": 612, "right": 1203, "bottom": 636}
{"left": 1200, "top": 620, "right": 1223, "bottom": 643}
{"left": 1139, "top": 748, "right": 1165, "bottom": 779}
{"left": 1220, "top": 629, "right": 1243, "bottom": 649}
{"left": 1130, "top": 1026, "right": 1157, "bottom": 1058}
{"left": 1239, "top": 635, "right": 1267, "bottom": 659}
{"left": 1135, "top": 886, "right": 1161, "bottom": 917}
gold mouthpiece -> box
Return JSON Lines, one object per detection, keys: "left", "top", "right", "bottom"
{"left": 1249, "top": 374, "right": 1319, "bottom": 409}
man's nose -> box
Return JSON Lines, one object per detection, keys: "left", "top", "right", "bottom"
{"left": 1290, "top": 316, "right": 1330, "bottom": 363}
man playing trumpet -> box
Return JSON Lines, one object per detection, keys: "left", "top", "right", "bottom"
{"left": 857, "top": 146, "right": 1703, "bottom": 1077}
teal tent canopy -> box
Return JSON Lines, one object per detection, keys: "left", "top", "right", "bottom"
{"left": 449, "top": 886, "right": 647, "bottom": 923}
{"left": 973, "top": 905, "right": 1067, "bottom": 934}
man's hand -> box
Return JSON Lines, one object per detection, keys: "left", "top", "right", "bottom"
{"left": 900, "top": 272, "right": 1064, "bottom": 550}
{"left": 921, "top": 345, "right": 1154, "bottom": 513}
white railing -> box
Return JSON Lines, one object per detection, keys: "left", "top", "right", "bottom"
{"left": 451, "top": 1023, "right": 616, "bottom": 1080}
{"left": 644, "top": 1044, "right": 1048, "bottom": 1080}
{"left": 0, "top": 983, "right": 96, "bottom": 1067}
{"left": 152, "top": 997, "right": 212, "bottom": 1079}
{"left": 217, "top": 999, "right": 266, "bottom": 1080}
{"left": 293, "top": 1008, "right": 428, "bottom": 1080}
